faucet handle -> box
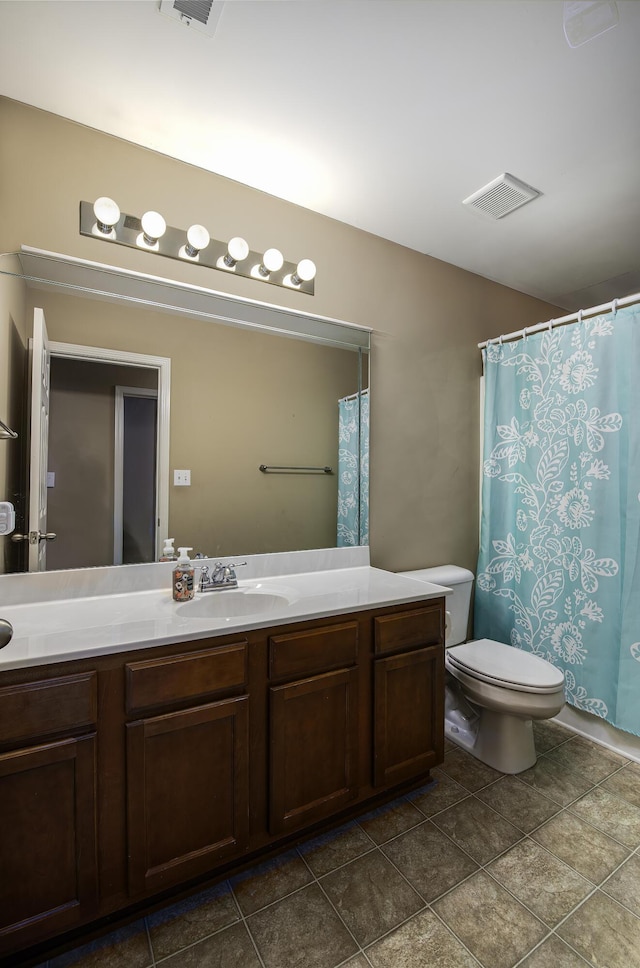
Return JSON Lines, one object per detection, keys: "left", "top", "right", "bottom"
{"left": 226, "top": 561, "right": 247, "bottom": 578}
{"left": 198, "top": 565, "right": 210, "bottom": 591}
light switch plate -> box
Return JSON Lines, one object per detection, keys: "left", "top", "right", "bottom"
{"left": 0, "top": 501, "right": 16, "bottom": 535}
{"left": 174, "top": 469, "right": 191, "bottom": 486}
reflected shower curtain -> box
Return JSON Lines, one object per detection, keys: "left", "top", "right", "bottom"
{"left": 475, "top": 306, "right": 640, "bottom": 736}
{"left": 337, "top": 389, "right": 369, "bottom": 546}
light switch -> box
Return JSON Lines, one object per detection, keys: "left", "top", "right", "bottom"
{"left": 174, "top": 469, "right": 191, "bottom": 486}
{"left": 47, "top": 471, "right": 56, "bottom": 487}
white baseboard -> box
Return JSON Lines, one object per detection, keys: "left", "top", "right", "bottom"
{"left": 554, "top": 705, "right": 640, "bottom": 765}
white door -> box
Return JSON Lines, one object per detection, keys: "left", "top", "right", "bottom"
{"left": 28, "top": 308, "right": 53, "bottom": 571}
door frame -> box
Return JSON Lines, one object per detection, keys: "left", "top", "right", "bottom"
{"left": 114, "top": 385, "right": 159, "bottom": 565}
{"left": 48, "top": 341, "right": 171, "bottom": 563}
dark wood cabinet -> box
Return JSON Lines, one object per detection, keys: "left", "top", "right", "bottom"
{"left": 270, "top": 667, "right": 359, "bottom": 835}
{"left": 374, "top": 645, "right": 444, "bottom": 787}
{"left": 0, "top": 596, "right": 444, "bottom": 962}
{"left": 268, "top": 621, "right": 360, "bottom": 835}
{"left": 0, "top": 675, "right": 98, "bottom": 957}
{"left": 124, "top": 641, "right": 250, "bottom": 896}
{"left": 126, "top": 696, "right": 249, "bottom": 895}
{"left": 373, "top": 604, "right": 445, "bottom": 787}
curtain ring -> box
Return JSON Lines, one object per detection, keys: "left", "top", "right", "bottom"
{"left": 611, "top": 298, "right": 618, "bottom": 316}
{"left": 498, "top": 334, "right": 503, "bottom": 345}
{"left": 523, "top": 326, "right": 529, "bottom": 342}
{"left": 548, "top": 318, "right": 554, "bottom": 331}
{"left": 577, "top": 309, "right": 583, "bottom": 325}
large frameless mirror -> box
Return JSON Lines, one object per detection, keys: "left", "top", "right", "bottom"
{"left": 0, "top": 250, "right": 370, "bottom": 575}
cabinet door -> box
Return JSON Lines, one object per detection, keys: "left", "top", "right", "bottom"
{"left": 270, "top": 668, "right": 359, "bottom": 836}
{"left": 126, "top": 696, "right": 249, "bottom": 896}
{"left": 374, "top": 645, "right": 444, "bottom": 788}
{"left": 0, "top": 735, "right": 98, "bottom": 956}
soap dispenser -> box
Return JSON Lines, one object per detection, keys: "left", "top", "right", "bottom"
{"left": 173, "top": 547, "right": 195, "bottom": 601}
{"left": 159, "top": 538, "right": 177, "bottom": 561}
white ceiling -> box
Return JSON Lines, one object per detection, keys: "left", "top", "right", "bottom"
{"left": 1, "top": 0, "right": 639, "bottom": 311}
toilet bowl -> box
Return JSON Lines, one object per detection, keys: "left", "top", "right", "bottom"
{"left": 398, "top": 566, "right": 565, "bottom": 774}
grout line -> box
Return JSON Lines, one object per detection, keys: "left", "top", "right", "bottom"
{"left": 425, "top": 904, "right": 489, "bottom": 968}
{"left": 149, "top": 885, "right": 267, "bottom": 968}
{"left": 144, "top": 917, "right": 156, "bottom": 967}
{"left": 223, "top": 884, "right": 268, "bottom": 968}
{"left": 313, "top": 867, "right": 379, "bottom": 961}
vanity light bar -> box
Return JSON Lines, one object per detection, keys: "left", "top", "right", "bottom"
{"left": 79, "top": 200, "right": 316, "bottom": 296}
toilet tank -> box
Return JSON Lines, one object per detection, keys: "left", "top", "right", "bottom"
{"left": 398, "top": 565, "right": 474, "bottom": 647}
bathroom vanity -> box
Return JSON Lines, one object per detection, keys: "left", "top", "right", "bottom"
{"left": 0, "top": 553, "right": 447, "bottom": 961}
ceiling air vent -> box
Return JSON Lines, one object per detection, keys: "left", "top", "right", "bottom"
{"left": 462, "top": 173, "right": 541, "bottom": 219}
{"left": 158, "top": 0, "right": 223, "bottom": 37}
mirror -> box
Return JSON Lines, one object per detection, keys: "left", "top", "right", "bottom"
{"left": 0, "top": 250, "right": 369, "bottom": 574}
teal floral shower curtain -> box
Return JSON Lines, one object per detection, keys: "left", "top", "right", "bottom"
{"left": 337, "top": 389, "right": 369, "bottom": 546}
{"left": 475, "top": 305, "right": 640, "bottom": 736}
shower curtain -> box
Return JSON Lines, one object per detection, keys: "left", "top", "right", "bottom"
{"left": 475, "top": 304, "right": 640, "bottom": 737}
{"left": 337, "top": 389, "right": 369, "bottom": 546}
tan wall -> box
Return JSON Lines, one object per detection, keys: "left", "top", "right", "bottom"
{"left": 0, "top": 96, "right": 562, "bottom": 574}
{"left": 27, "top": 289, "right": 359, "bottom": 563}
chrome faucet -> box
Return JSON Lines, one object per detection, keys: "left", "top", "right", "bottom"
{"left": 198, "top": 561, "right": 247, "bottom": 592}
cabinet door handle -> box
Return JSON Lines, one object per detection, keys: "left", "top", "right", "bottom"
{"left": 0, "top": 618, "right": 13, "bottom": 649}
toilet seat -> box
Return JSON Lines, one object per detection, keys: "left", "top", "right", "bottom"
{"left": 446, "top": 639, "right": 565, "bottom": 695}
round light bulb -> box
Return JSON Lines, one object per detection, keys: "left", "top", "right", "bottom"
{"left": 185, "top": 224, "right": 210, "bottom": 256}
{"left": 295, "top": 259, "right": 316, "bottom": 282}
{"left": 141, "top": 210, "right": 166, "bottom": 244}
{"left": 262, "top": 248, "right": 284, "bottom": 273}
{"left": 93, "top": 196, "right": 120, "bottom": 233}
{"left": 227, "top": 237, "right": 249, "bottom": 262}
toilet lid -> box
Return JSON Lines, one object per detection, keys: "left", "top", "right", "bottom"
{"left": 447, "top": 639, "right": 565, "bottom": 693}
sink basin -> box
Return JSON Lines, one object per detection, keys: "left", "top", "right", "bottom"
{"left": 177, "top": 590, "right": 290, "bottom": 619}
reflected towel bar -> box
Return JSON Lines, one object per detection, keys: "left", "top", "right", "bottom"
{"left": 0, "top": 418, "right": 18, "bottom": 440}
{"left": 259, "top": 464, "right": 333, "bottom": 474}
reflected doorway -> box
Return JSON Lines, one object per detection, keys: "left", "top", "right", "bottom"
{"left": 45, "top": 348, "right": 170, "bottom": 570}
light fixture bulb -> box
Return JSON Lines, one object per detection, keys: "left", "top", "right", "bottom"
{"left": 259, "top": 247, "right": 284, "bottom": 276}
{"left": 185, "top": 224, "right": 210, "bottom": 258}
{"left": 292, "top": 258, "right": 316, "bottom": 285}
{"left": 140, "top": 210, "right": 167, "bottom": 246}
{"left": 223, "top": 236, "right": 249, "bottom": 267}
{"left": 93, "top": 196, "right": 120, "bottom": 234}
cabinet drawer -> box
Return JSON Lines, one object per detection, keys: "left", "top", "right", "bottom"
{"left": 0, "top": 672, "right": 97, "bottom": 747}
{"left": 126, "top": 642, "right": 247, "bottom": 715}
{"left": 269, "top": 622, "right": 358, "bottom": 681}
{"left": 374, "top": 605, "right": 443, "bottom": 656}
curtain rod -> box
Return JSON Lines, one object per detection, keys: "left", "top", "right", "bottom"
{"left": 340, "top": 388, "right": 369, "bottom": 402}
{"left": 478, "top": 290, "right": 640, "bottom": 350}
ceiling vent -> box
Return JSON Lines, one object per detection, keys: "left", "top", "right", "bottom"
{"left": 462, "top": 173, "right": 541, "bottom": 219}
{"left": 158, "top": 0, "right": 223, "bottom": 37}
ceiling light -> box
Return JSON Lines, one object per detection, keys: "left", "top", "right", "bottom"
{"left": 93, "top": 196, "right": 120, "bottom": 235}
{"left": 258, "top": 248, "right": 284, "bottom": 277}
{"left": 79, "top": 200, "right": 315, "bottom": 295}
{"left": 291, "top": 259, "right": 317, "bottom": 286}
{"left": 223, "top": 237, "right": 249, "bottom": 268}
{"left": 183, "top": 223, "right": 210, "bottom": 259}
{"left": 140, "top": 210, "right": 167, "bottom": 248}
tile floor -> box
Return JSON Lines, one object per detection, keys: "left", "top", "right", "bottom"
{"left": 34, "top": 721, "right": 640, "bottom": 968}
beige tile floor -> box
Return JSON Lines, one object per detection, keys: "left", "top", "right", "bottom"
{"left": 33, "top": 721, "right": 640, "bottom": 968}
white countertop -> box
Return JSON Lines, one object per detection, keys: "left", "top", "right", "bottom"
{"left": 0, "top": 563, "right": 449, "bottom": 671}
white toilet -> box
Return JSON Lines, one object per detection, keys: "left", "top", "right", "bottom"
{"left": 399, "top": 565, "right": 566, "bottom": 774}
